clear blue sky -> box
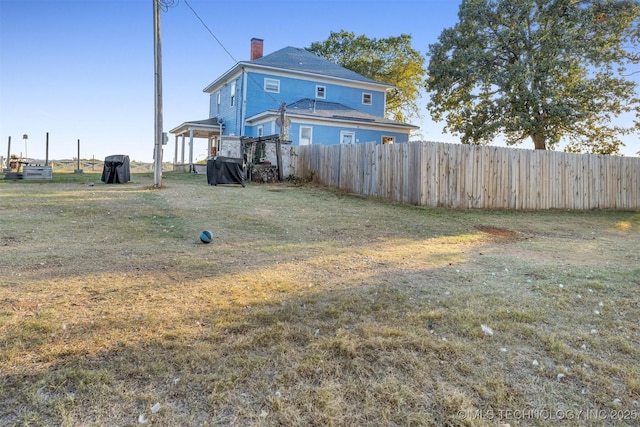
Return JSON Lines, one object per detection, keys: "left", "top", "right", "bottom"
{"left": 0, "top": 0, "right": 637, "bottom": 162}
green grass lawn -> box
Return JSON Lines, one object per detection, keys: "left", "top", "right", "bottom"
{"left": 1, "top": 172, "right": 639, "bottom": 426}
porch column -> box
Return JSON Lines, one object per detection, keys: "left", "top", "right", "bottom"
{"left": 181, "top": 135, "right": 185, "bottom": 165}
{"left": 207, "top": 136, "right": 212, "bottom": 158}
{"left": 173, "top": 135, "right": 178, "bottom": 166}
{"left": 188, "top": 129, "right": 194, "bottom": 170}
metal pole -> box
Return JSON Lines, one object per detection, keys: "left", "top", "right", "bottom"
{"left": 77, "top": 139, "right": 80, "bottom": 170}
{"left": 6, "top": 136, "right": 10, "bottom": 169}
{"left": 45, "top": 132, "right": 49, "bottom": 166}
{"left": 153, "top": 0, "right": 163, "bottom": 188}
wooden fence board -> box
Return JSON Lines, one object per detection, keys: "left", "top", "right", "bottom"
{"left": 290, "top": 141, "right": 640, "bottom": 210}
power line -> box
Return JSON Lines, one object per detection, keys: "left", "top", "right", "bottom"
{"left": 158, "top": 0, "right": 179, "bottom": 12}
{"left": 183, "top": 0, "right": 238, "bottom": 63}
{"left": 180, "top": 0, "right": 282, "bottom": 108}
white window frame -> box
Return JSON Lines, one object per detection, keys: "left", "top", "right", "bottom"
{"left": 257, "top": 125, "right": 264, "bottom": 137}
{"left": 382, "top": 136, "right": 395, "bottom": 144}
{"left": 340, "top": 130, "right": 355, "bottom": 145}
{"left": 264, "top": 78, "right": 280, "bottom": 93}
{"left": 216, "top": 91, "right": 221, "bottom": 114}
{"left": 299, "top": 126, "right": 312, "bottom": 145}
{"left": 362, "top": 93, "right": 372, "bottom": 105}
{"left": 315, "top": 85, "right": 326, "bottom": 99}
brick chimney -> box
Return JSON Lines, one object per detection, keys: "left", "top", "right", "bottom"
{"left": 250, "top": 38, "right": 264, "bottom": 60}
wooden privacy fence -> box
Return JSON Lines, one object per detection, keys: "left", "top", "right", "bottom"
{"left": 291, "top": 141, "right": 640, "bottom": 210}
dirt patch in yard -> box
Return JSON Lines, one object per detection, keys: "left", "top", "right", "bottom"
{"left": 474, "top": 224, "right": 525, "bottom": 242}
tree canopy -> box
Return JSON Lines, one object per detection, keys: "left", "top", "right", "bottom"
{"left": 426, "top": 0, "right": 640, "bottom": 154}
{"left": 308, "top": 30, "right": 426, "bottom": 123}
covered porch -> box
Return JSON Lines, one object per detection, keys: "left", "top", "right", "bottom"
{"left": 169, "top": 118, "right": 224, "bottom": 171}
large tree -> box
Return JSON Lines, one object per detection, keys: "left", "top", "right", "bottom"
{"left": 426, "top": 0, "right": 640, "bottom": 154}
{"left": 308, "top": 31, "right": 426, "bottom": 123}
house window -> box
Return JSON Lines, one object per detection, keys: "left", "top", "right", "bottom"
{"left": 316, "top": 85, "right": 326, "bottom": 99}
{"left": 230, "top": 81, "right": 236, "bottom": 107}
{"left": 362, "top": 93, "right": 372, "bottom": 105}
{"left": 264, "top": 78, "right": 280, "bottom": 93}
{"left": 382, "top": 136, "right": 395, "bottom": 144}
{"left": 258, "top": 125, "right": 264, "bottom": 137}
{"left": 300, "top": 126, "right": 312, "bottom": 145}
{"left": 340, "top": 131, "right": 355, "bottom": 145}
{"left": 216, "top": 91, "right": 221, "bottom": 114}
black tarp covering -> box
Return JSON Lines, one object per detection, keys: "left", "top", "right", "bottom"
{"left": 206, "top": 156, "right": 245, "bottom": 187}
{"left": 101, "top": 155, "right": 131, "bottom": 184}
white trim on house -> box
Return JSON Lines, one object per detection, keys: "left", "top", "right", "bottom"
{"left": 246, "top": 111, "right": 418, "bottom": 132}
{"left": 241, "top": 69, "right": 248, "bottom": 137}
{"left": 203, "top": 69, "right": 243, "bottom": 94}
{"left": 340, "top": 130, "right": 355, "bottom": 144}
{"left": 204, "top": 64, "right": 393, "bottom": 94}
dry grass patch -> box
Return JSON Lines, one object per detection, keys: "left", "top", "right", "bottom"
{"left": 1, "top": 172, "right": 639, "bottom": 426}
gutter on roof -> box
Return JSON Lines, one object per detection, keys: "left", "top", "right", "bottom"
{"left": 169, "top": 119, "right": 225, "bottom": 134}
{"left": 203, "top": 61, "right": 395, "bottom": 93}
{"left": 244, "top": 62, "right": 394, "bottom": 89}
{"left": 203, "top": 66, "right": 244, "bottom": 93}
{"left": 245, "top": 110, "right": 419, "bottom": 130}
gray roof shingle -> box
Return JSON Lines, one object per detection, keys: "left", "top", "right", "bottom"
{"left": 243, "top": 47, "right": 388, "bottom": 86}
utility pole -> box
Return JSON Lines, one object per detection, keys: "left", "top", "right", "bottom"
{"left": 153, "top": 0, "right": 163, "bottom": 188}
{"left": 279, "top": 102, "right": 286, "bottom": 140}
{"left": 74, "top": 139, "right": 83, "bottom": 174}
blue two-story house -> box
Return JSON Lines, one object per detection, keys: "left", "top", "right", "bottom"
{"left": 170, "top": 38, "right": 419, "bottom": 166}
